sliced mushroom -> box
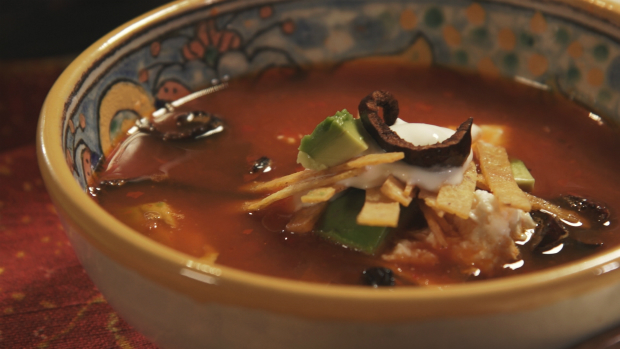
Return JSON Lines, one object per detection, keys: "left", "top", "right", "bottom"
{"left": 529, "top": 211, "right": 569, "bottom": 253}
{"left": 138, "top": 110, "right": 224, "bottom": 141}
{"left": 570, "top": 234, "right": 604, "bottom": 248}
{"left": 137, "top": 82, "right": 228, "bottom": 141}
{"left": 560, "top": 195, "right": 610, "bottom": 225}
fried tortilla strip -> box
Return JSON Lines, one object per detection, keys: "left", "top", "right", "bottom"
{"left": 434, "top": 213, "right": 458, "bottom": 237}
{"left": 403, "top": 183, "right": 415, "bottom": 198}
{"left": 418, "top": 190, "right": 443, "bottom": 217}
{"left": 476, "top": 173, "right": 490, "bottom": 191}
{"left": 524, "top": 192, "right": 587, "bottom": 227}
{"left": 436, "top": 161, "right": 477, "bottom": 219}
{"left": 346, "top": 152, "right": 404, "bottom": 168}
{"left": 380, "top": 175, "right": 413, "bottom": 207}
{"left": 246, "top": 152, "right": 404, "bottom": 193}
{"left": 478, "top": 125, "right": 506, "bottom": 147}
{"left": 286, "top": 202, "right": 329, "bottom": 233}
{"left": 357, "top": 187, "right": 400, "bottom": 227}
{"left": 243, "top": 168, "right": 365, "bottom": 212}
{"left": 419, "top": 204, "right": 448, "bottom": 248}
{"left": 474, "top": 142, "right": 531, "bottom": 212}
{"left": 301, "top": 187, "right": 337, "bottom": 204}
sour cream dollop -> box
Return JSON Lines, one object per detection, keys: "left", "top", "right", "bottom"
{"left": 390, "top": 119, "right": 456, "bottom": 146}
{"left": 341, "top": 119, "right": 480, "bottom": 192}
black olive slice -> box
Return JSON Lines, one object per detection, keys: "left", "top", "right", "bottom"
{"left": 358, "top": 90, "right": 473, "bottom": 168}
{"left": 250, "top": 156, "right": 272, "bottom": 174}
{"left": 139, "top": 110, "right": 224, "bottom": 141}
{"left": 362, "top": 267, "right": 395, "bottom": 287}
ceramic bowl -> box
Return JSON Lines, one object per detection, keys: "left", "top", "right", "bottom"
{"left": 38, "top": 0, "right": 620, "bottom": 348}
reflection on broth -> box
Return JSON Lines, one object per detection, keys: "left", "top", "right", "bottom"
{"left": 91, "top": 64, "right": 619, "bottom": 286}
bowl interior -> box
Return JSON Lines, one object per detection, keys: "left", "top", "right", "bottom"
{"left": 39, "top": 0, "right": 620, "bottom": 314}
{"left": 60, "top": 0, "right": 620, "bottom": 193}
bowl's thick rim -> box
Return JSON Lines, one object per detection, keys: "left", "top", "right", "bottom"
{"left": 37, "top": 0, "right": 620, "bottom": 322}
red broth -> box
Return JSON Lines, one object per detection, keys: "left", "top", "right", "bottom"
{"left": 93, "top": 64, "right": 620, "bottom": 285}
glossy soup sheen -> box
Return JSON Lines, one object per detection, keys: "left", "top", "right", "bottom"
{"left": 94, "top": 64, "right": 620, "bottom": 286}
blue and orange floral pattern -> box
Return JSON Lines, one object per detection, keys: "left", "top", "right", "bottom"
{"left": 62, "top": 0, "right": 620, "bottom": 189}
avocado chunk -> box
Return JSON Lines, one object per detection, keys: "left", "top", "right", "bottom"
{"left": 298, "top": 110, "right": 369, "bottom": 170}
{"left": 317, "top": 189, "right": 390, "bottom": 255}
{"left": 510, "top": 158, "right": 535, "bottom": 192}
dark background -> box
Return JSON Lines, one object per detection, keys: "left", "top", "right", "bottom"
{"left": 0, "top": 3, "right": 175, "bottom": 346}
{"left": 0, "top": 0, "right": 171, "bottom": 151}
{"left": 0, "top": 0, "right": 171, "bottom": 59}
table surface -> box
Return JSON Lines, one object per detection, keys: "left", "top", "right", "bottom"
{"left": 0, "top": 57, "right": 158, "bottom": 348}
{"left": 1, "top": 57, "right": 619, "bottom": 349}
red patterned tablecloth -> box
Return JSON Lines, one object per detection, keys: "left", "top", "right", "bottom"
{"left": 0, "top": 58, "right": 158, "bottom": 349}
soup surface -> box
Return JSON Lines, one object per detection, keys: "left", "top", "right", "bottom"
{"left": 93, "top": 64, "right": 620, "bottom": 286}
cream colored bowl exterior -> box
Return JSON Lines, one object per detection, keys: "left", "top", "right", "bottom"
{"left": 37, "top": 0, "right": 620, "bottom": 348}
{"left": 53, "top": 204, "right": 620, "bottom": 348}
